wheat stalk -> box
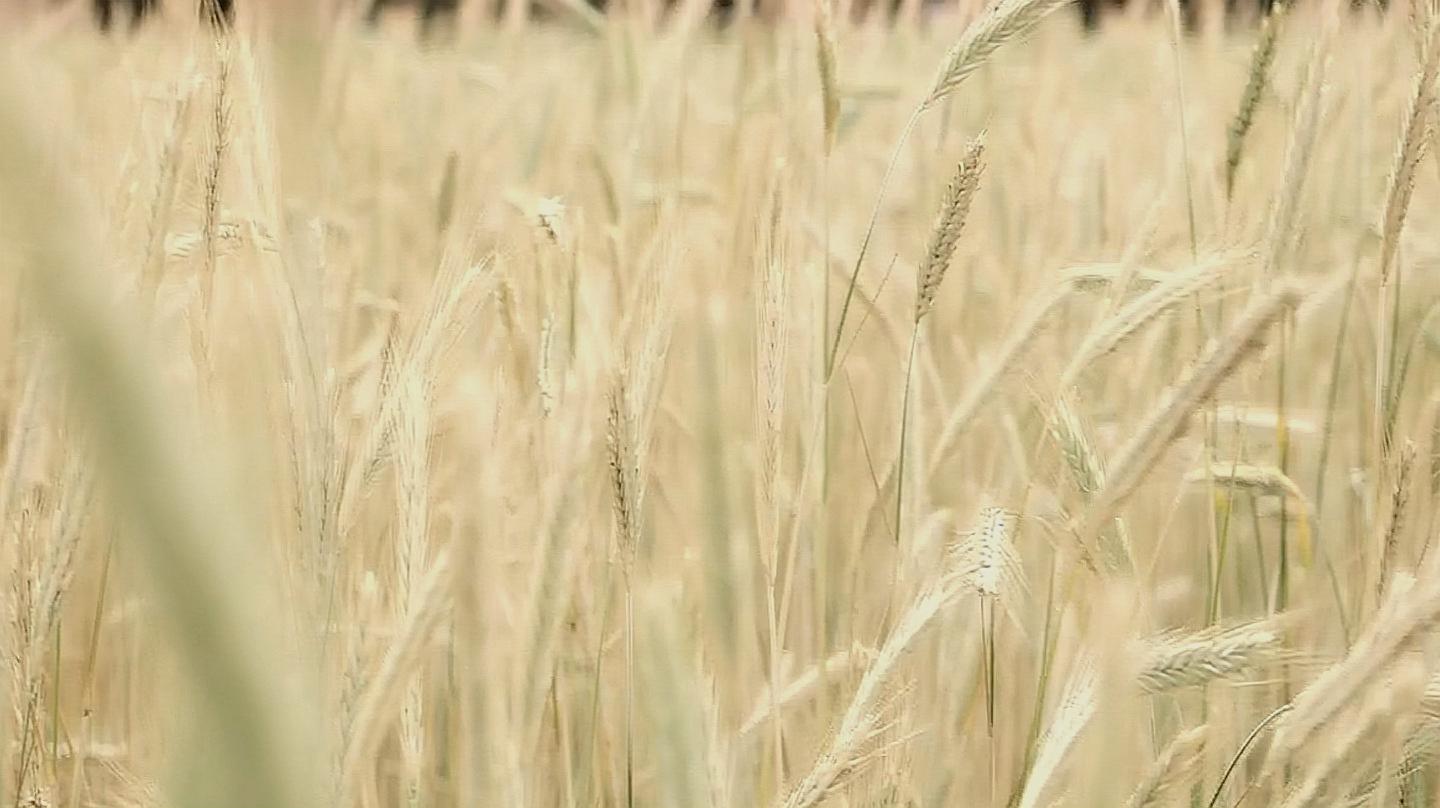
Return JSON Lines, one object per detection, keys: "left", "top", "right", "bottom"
{"left": 828, "top": 0, "right": 1065, "bottom": 374}
{"left": 1017, "top": 659, "right": 1097, "bottom": 808}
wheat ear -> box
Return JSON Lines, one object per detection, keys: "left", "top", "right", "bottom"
{"left": 915, "top": 134, "right": 986, "bottom": 322}
{"left": 814, "top": 0, "right": 839, "bottom": 155}
{"left": 1136, "top": 620, "right": 1284, "bottom": 693}
{"left": 779, "top": 559, "right": 975, "bottom": 808}
{"left": 924, "top": 0, "right": 1075, "bottom": 109}
{"left": 1124, "top": 726, "right": 1208, "bottom": 808}
{"left": 1225, "top": 4, "right": 1285, "bottom": 199}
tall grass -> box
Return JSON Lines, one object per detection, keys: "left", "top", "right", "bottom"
{"left": 0, "top": 5, "right": 1439, "bottom": 808}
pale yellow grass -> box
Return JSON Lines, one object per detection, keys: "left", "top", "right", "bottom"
{"left": 0, "top": 5, "right": 1438, "bottom": 808}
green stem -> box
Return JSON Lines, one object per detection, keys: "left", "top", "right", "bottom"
{"left": 888, "top": 326, "right": 921, "bottom": 627}
{"left": 1165, "top": 0, "right": 1199, "bottom": 262}
{"left": 1206, "top": 467, "right": 1243, "bottom": 624}
{"left": 1313, "top": 262, "right": 1362, "bottom": 644}
{"left": 1277, "top": 317, "right": 1290, "bottom": 618}
{"left": 1205, "top": 705, "right": 1292, "bottom": 808}
{"left": 894, "top": 325, "right": 920, "bottom": 547}
{"left": 1008, "top": 555, "right": 1061, "bottom": 808}
{"left": 624, "top": 588, "right": 634, "bottom": 808}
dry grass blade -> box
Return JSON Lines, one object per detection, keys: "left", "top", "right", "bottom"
{"left": 0, "top": 67, "right": 319, "bottom": 808}
{"left": 779, "top": 562, "right": 971, "bottom": 808}
{"left": 1123, "top": 726, "right": 1207, "bottom": 808}
{"left": 1186, "top": 462, "right": 1314, "bottom": 560}
{"left": 637, "top": 588, "right": 719, "bottom": 808}
{"left": 1264, "top": 33, "right": 1330, "bottom": 274}
{"left": 1079, "top": 284, "right": 1304, "bottom": 561}
{"left": 1268, "top": 573, "right": 1440, "bottom": 766}
{"left": 1059, "top": 254, "right": 1236, "bottom": 390}
{"left": 927, "top": 282, "right": 1069, "bottom": 475}
{"left": 738, "top": 647, "right": 874, "bottom": 738}
{"left": 1276, "top": 661, "right": 1426, "bottom": 808}
{"left": 1212, "top": 404, "right": 1319, "bottom": 436}
{"left": 338, "top": 549, "right": 453, "bottom": 806}
{"left": 1017, "top": 659, "right": 1097, "bottom": 808}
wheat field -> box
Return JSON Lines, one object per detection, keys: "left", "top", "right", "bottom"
{"left": 0, "top": 2, "right": 1438, "bottom": 807}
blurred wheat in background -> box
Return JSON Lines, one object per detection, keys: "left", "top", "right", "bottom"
{"left": 2, "top": 0, "right": 1440, "bottom": 806}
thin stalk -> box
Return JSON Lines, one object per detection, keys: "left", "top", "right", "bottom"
{"left": 1250, "top": 493, "right": 1269, "bottom": 611}
{"left": 49, "top": 622, "right": 60, "bottom": 775}
{"left": 1276, "top": 318, "right": 1291, "bottom": 621}
{"left": 66, "top": 536, "right": 116, "bottom": 808}
{"left": 1165, "top": 0, "right": 1199, "bottom": 261}
{"left": 1204, "top": 705, "right": 1291, "bottom": 808}
{"left": 819, "top": 147, "right": 834, "bottom": 659}
{"left": 1007, "top": 555, "right": 1064, "bottom": 808}
{"left": 1313, "top": 262, "right": 1362, "bottom": 645}
{"left": 1387, "top": 258, "right": 1404, "bottom": 428}
{"left": 827, "top": 108, "right": 923, "bottom": 376}
{"left": 580, "top": 560, "right": 617, "bottom": 808}
{"left": 982, "top": 597, "right": 998, "bottom": 808}
{"left": 1375, "top": 282, "right": 1392, "bottom": 609}
{"left": 625, "top": 589, "right": 635, "bottom": 808}
{"left": 983, "top": 599, "right": 996, "bottom": 735}
{"left": 1205, "top": 428, "right": 1247, "bottom": 624}
{"left": 1276, "top": 316, "right": 1293, "bottom": 726}
{"left": 890, "top": 326, "right": 922, "bottom": 619}
{"left": 765, "top": 583, "right": 786, "bottom": 795}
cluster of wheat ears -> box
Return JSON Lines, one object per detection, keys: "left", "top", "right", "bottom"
{"left": 4, "top": 0, "right": 1440, "bottom": 806}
